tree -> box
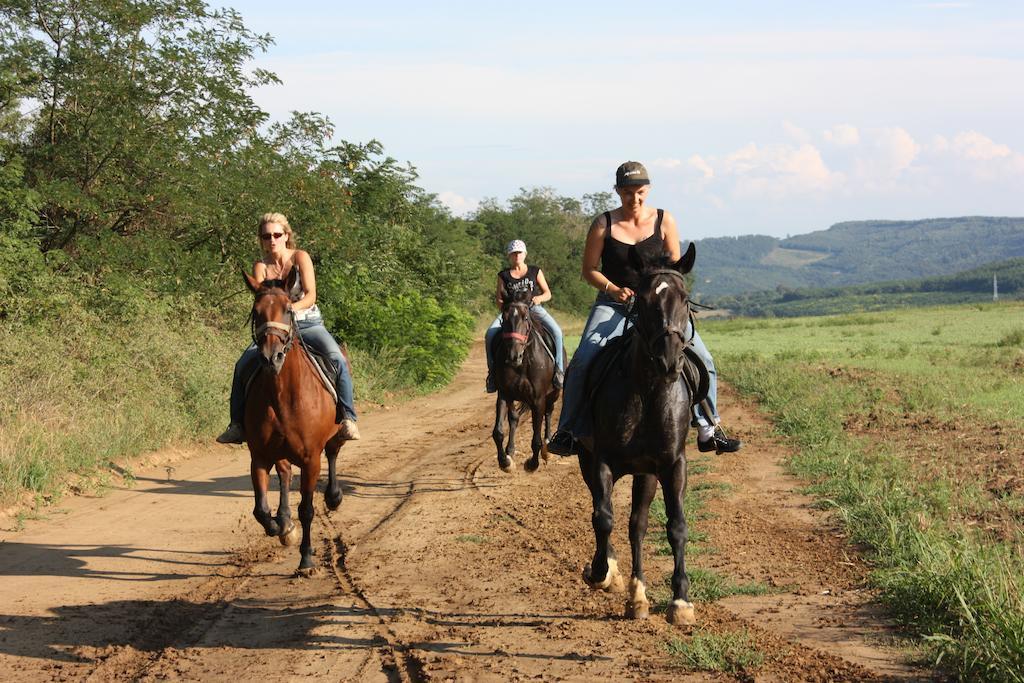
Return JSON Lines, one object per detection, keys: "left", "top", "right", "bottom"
{"left": 0, "top": 0, "right": 278, "bottom": 249}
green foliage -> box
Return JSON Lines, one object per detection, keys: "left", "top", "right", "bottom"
{"left": 472, "top": 187, "right": 593, "bottom": 314}
{"left": 666, "top": 629, "right": 765, "bottom": 674}
{"left": 0, "top": 0, "right": 497, "bottom": 506}
{"left": 702, "top": 303, "right": 1024, "bottom": 680}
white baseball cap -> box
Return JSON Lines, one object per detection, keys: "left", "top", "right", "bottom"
{"left": 506, "top": 239, "right": 527, "bottom": 254}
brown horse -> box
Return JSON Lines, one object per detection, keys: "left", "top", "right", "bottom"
{"left": 492, "top": 290, "right": 565, "bottom": 473}
{"left": 243, "top": 270, "right": 346, "bottom": 574}
{"left": 578, "top": 244, "right": 699, "bottom": 626}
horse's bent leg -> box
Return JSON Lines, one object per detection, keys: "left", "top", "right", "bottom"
{"left": 296, "top": 457, "right": 321, "bottom": 574}
{"left": 251, "top": 462, "right": 280, "bottom": 537}
{"left": 626, "top": 474, "right": 659, "bottom": 619}
{"left": 492, "top": 398, "right": 513, "bottom": 472}
{"left": 274, "top": 460, "right": 298, "bottom": 545}
{"left": 582, "top": 458, "right": 622, "bottom": 592}
{"left": 524, "top": 401, "right": 546, "bottom": 473}
{"left": 324, "top": 441, "right": 343, "bottom": 511}
{"left": 661, "top": 459, "right": 695, "bottom": 626}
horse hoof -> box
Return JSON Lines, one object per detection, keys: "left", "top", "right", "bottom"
{"left": 498, "top": 457, "right": 514, "bottom": 473}
{"left": 294, "top": 565, "right": 317, "bottom": 578}
{"left": 583, "top": 558, "right": 621, "bottom": 592}
{"left": 325, "top": 489, "right": 343, "bottom": 511}
{"left": 625, "top": 601, "right": 650, "bottom": 620}
{"left": 279, "top": 523, "right": 300, "bottom": 547}
{"left": 523, "top": 458, "right": 540, "bottom": 473}
{"left": 666, "top": 600, "right": 696, "bottom": 626}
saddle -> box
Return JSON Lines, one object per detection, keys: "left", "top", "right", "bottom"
{"left": 242, "top": 343, "right": 339, "bottom": 405}
{"left": 584, "top": 326, "right": 709, "bottom": 411}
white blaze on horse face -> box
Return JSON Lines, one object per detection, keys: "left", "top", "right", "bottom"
{"left": 655, "top": 281, "right": 670, "bottom": 295}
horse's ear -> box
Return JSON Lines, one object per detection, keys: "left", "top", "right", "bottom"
{"left": 243, "top": 270, "right": 260, "bottom": 293}
{"left": 675, "top": 242, "right": 696, "bottom": 275}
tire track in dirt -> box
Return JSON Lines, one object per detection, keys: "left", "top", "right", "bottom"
{"left": 0, "top": 344, "right": 934, "bottom": 681}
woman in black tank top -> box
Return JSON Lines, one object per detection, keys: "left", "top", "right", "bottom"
{"left": 546, "top": 161, "right": 741, "bottom": 456}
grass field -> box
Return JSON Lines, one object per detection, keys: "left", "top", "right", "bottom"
{"left": 699, "top": 302, "right": 1024, "bottom": 681}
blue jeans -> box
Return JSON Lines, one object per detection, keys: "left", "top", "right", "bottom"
{"left": 557, "top": 294, "right": 719, "bottom": 439}
{"left": 229, "top": 318, "right": 356, "bottom": 425}
{"left": 485, "top": 304, "right": 564, "bottom": 373}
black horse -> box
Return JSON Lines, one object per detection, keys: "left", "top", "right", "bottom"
{"left": 492, "top": 290, "right": 566, "bottom": 473}
{"left": 578, "top": 243, "right": 699, "bottom": 626}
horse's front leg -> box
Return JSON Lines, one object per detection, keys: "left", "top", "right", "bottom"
{"left": 296, "top": 456, "right": 321, "bottom": 575}
{"left": 580, "top": 455, "right": 623, "bottom": 592}
{"left": 274, "top": 459, "right": 299, "bottom": 546}
{"left": 524, "top": 399, "right": 546, "bottom": 473}
{"left": 251, "top": 461, "right": 279, "bottom": 537}
{"left": 492, "top": 396, "right": 513, "bottom": 472}
{"left": 661, "top": 457, "right": 695, "bottom": 626}
{"left": 626, "top": 474, "right": 658, "bottom": 618}
{"left": 324, "top": 439, "right": 343, "bottom": 511}
{"left": 505, "top": 400, "right": 521, "bottom": 465}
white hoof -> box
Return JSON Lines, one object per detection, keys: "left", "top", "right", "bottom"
{"left": 279, "top": 523, "right": 300, "bottom": 547}
{"left": 625, "top": 578, "right": 650, "bottom": 619}
{"left": 583, "top": 558, "right": 622, "bottom": 592}
{"left": 666, "top": 599, "right": 696, "bottom": 626}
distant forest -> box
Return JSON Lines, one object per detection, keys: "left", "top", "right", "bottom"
{"left": 692, "top": 217, "right": 1024, "bottom": 300}
{"left": 709, "top": 257, "right": 1024, "bottom": 317}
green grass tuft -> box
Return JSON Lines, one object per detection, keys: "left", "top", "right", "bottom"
{"left": 666, "top": 628, "right": 765, "bottom": 673}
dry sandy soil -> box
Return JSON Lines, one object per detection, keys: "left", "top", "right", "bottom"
{"left": 0, "top": 346, "right": 936, "bottom": 681}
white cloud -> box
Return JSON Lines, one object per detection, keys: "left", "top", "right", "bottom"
{"left": 864, "top": 127, "right": 921, "bottom": 178}
{"left": 651, "top": 158, "right": 683, "bottom": 169}
{"left": 823, "top": 124, "right": 860, "bottom": 147}
{"left": 718, "top": 142, "right": 841, "bottom": 199}
{"left": 687, "top": 155, "right": 715, "bottom": 180}
{"left": 783, "top": 121, "right": 811, "bottom": 144}
{"left": 952, "top": 130, "right": 1012, "bottom": 160}
{"left": 437, "top": 191, "right": 479, "bottom": 216}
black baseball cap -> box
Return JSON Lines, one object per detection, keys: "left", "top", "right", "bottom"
{"left": 615, "top": 161, "right": 650, "bottom": 187}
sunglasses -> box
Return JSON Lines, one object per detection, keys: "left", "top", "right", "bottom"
{"left": 260, "top": 232, "right": 285, "bottom": 241}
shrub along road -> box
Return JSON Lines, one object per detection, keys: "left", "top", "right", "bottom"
{"left": 0, "top": 346, "right": 932, "bottom": 681}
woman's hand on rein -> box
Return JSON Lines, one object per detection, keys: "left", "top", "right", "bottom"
{"left": 612, "top": 286, "right": 634, "bottom": 303}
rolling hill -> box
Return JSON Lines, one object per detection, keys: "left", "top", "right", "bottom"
{"left": 691, "top": 217, "right": 1024, "bottom": 301}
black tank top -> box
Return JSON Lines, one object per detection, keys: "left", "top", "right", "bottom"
{"left": 499, "top": 265, "right": 540, "bottom": 301}
{"left": 600, "top": 209, "right": 664, "bottom": 291}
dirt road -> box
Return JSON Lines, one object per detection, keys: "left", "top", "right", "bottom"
{"left": 0, "top": 346, "right": 932, "bottom": 681}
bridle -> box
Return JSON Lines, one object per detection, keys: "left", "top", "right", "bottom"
{"left": 501, "top": 302, "right": 534, "bottom": 346}
{"left": 632, "top": 269, "right": 694, "bottom": 362}
{"left": 250, "top": 289, "right": 297, "bottom": 355}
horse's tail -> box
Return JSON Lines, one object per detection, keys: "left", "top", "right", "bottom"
{"left": 513, "top": 401, "right": 529, "bottom": 416}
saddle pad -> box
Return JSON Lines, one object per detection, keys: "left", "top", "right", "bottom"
{"left": 242, "top": 348, "right": 338, "bottom": 405}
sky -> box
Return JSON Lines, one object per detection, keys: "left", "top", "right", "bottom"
{"left": 230, "top": 0, "right": 1024, "bottom": 238}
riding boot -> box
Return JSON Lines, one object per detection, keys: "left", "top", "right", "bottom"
{"left": 216, "top": 422, "right": 245, "bottom": 444}
{"left": 485, "top": 370, "right": 497, "bottom": 393}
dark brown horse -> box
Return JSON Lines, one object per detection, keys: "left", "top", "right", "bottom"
{"left": 492, "top": 291, "right": 565, "bottom": 473}
{"left": 577, "top": 244, "right": 699, "bottom": 626}
{"left": 243, "top": 270, "right": 346, "bottom": 574}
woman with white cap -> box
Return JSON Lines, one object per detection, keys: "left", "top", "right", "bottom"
{"left": 546, "top": 161, "right": 741, "bottom": 456}
{"left": 484, "top": 239, "right": 565, "bottom": 392}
